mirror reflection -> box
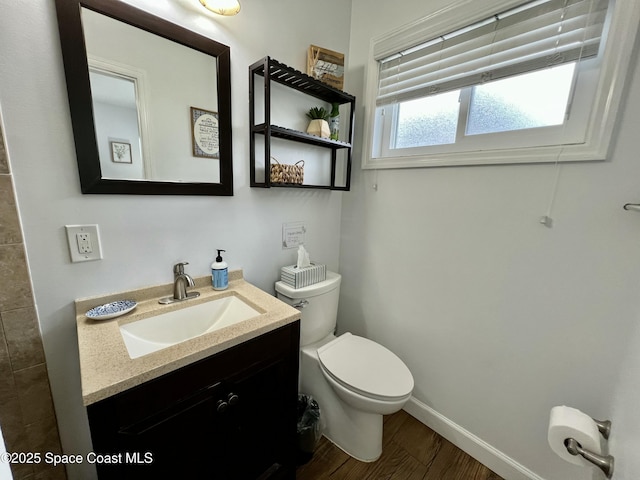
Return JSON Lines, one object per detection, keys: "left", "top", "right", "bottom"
{"left": 54, "top": 0, "right": 233, "bottom": 195}
{"left": 82, "top": 7, "right": 220, "bottom": 184}
{"left": 89, "top": 69, "right": 146, "bottom": 180}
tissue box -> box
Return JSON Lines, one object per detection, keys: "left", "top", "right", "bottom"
{"left": 280, "top": 264, "right": 326, "bottom": 289}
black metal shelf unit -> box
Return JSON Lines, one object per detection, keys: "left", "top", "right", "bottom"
{"left": 249, "top": 56, "right": 355, "bottom": 190}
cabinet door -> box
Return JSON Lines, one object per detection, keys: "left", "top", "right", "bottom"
{"left": 225, "top": 359, "right": 296, "bottom": 480}
{"left": 111, "top": 361, "right": 294, "bottom": 480}
{"left": 112, "top": 382, "right": 230, "bottom": 479}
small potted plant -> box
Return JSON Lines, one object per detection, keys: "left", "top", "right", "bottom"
{"left": 306, "top": 106, "right": 331, "bottom": 139}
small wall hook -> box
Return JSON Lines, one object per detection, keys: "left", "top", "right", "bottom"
{"left": 623, "top": 203, "right": 640, "bottom": 212}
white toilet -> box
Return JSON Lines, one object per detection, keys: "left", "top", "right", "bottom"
{"left": 275, "top": 271, "right": 414, "bottom": 462}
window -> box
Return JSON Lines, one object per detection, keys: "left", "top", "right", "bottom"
{"left": 363, "top": 0, "right": 640, "bottom": 168}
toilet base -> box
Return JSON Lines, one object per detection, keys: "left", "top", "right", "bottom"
{"left": 322, "top": 407, "right": 383, "bottom": 463}
{"left": 300, "top": 340, "right": 385, "bottom": 462}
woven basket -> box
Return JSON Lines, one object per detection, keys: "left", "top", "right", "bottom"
{"left": 270, "top": 157, "right": 304, "bottom": 185}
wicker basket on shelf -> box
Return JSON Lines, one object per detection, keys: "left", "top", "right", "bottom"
{"left": 270, "top": 157, "right": 304, "bottom": 185}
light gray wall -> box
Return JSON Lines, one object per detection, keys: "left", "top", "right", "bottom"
{"left": 343, "top": 1, "right": 640, "bottom": 479}
{"left": 0, "top": 0, "right": 351, "bottom": 478}
{"left": 6, "top": 0, "right": 640, "bottom": 479}
{"left": 93, "top": 100, "right": 145, "bottom": 179}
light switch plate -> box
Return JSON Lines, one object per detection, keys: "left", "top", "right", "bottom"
{"left": 65, "top": 225, "right": 103, "bottom": 262}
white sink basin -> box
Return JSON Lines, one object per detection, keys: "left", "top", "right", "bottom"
{"left": 120, "top": 295, "right": 261, "bottom": 359}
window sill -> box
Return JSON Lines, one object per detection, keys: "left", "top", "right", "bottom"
{"left": 362, "top": 141, "right": 609, "bottom": 169}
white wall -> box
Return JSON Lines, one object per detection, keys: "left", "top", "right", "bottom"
{"left": 93, "top": 100, "right": 145, "bottom": 179}
{"left": 5, "top": 0, "right": 640, "bottom": 478}
{"left": 0, "top": 1, "right": 351, "bottom": 479}
{"left": 343, "top": 1, "right": 640, "bottom": 479}
{"left": 609, "top": 311, "right": 640, "bottom": 480}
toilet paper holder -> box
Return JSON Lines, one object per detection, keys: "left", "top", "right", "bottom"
{"left": 564, "top": 418, "right": 614, "bottom": 478}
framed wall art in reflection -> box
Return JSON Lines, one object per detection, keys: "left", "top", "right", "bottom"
{"left": 110, "top": 141, "right": 132, "bottom": 163}
{"left": 191, "top": 107, "right": 220, "bottom": 159}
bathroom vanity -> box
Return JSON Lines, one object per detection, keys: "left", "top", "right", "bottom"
{"left": 75, "top": 272, "right": 300, "bottom": 479}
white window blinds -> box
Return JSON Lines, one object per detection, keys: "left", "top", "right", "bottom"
{"left": 375, "top": 0, "right": 609, "bottom": 107}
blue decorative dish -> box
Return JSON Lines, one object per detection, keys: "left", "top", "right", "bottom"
{"left": 86, "top": 300, "right": 137, "bottom": 320}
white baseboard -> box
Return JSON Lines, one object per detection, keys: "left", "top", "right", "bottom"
{"left": 403, "top": 397, "right": 546, "bottom": 480}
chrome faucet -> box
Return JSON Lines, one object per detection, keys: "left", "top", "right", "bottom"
{"left": 159, "top": 262, "right": 201, "bottom": 304}
{"left": 173, "top": 262, "right": 195, "bottom": 300}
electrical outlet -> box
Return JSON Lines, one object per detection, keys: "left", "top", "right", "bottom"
{"left": 76, "top": 233, "right": 92, "bottom": 254}
{"left": 65, "top": 225, "right": 102, "bottom": 263}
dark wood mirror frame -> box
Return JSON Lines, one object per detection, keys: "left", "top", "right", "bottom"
{"left": 54, "top": 0, "right": 233, "bottom": 195}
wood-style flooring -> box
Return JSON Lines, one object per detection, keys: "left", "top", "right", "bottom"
{"left": 296, "top": 410, "right": 504, "bottom": 480}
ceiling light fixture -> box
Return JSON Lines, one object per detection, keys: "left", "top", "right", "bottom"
{"left": 199, "top": 0, "right": 241, "bottom": 16}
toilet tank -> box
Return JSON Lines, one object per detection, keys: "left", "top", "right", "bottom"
{"left": 275, "top": 271, "right": 341, "bottom": 347}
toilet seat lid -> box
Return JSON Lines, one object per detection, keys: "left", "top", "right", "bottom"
{"left": 317, "top": 333, "right": 414, "bottom": 400}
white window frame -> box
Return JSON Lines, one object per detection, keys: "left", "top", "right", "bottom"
{"left": 362, "top": 0, "right": 640, "bottom": 169}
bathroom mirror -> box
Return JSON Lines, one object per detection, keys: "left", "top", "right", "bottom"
{"left": 54, "top": 0, "right": 233, "bottom": 195}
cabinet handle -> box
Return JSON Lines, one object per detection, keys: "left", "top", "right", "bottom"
{"left": 216, "top": 400, "right": 228, "bottom": 413}
{"left": 227, "top": 393, "right": 239, "bottom": 406}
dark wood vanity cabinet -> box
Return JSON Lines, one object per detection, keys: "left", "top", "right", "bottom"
{"left": 87, "top": 322, "right": 300, "bottom": 480}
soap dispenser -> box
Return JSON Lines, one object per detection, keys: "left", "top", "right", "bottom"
{"left": 211, "top": 249, "right": 228, "bottom": 290}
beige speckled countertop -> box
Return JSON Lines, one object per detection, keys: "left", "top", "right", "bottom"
{"left": 75, "top": 270, "right": 300, "bottom": 406}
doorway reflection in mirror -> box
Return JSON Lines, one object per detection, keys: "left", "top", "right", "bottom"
{"left": 90, "top": 69, "right": 146, "bottom": 180}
